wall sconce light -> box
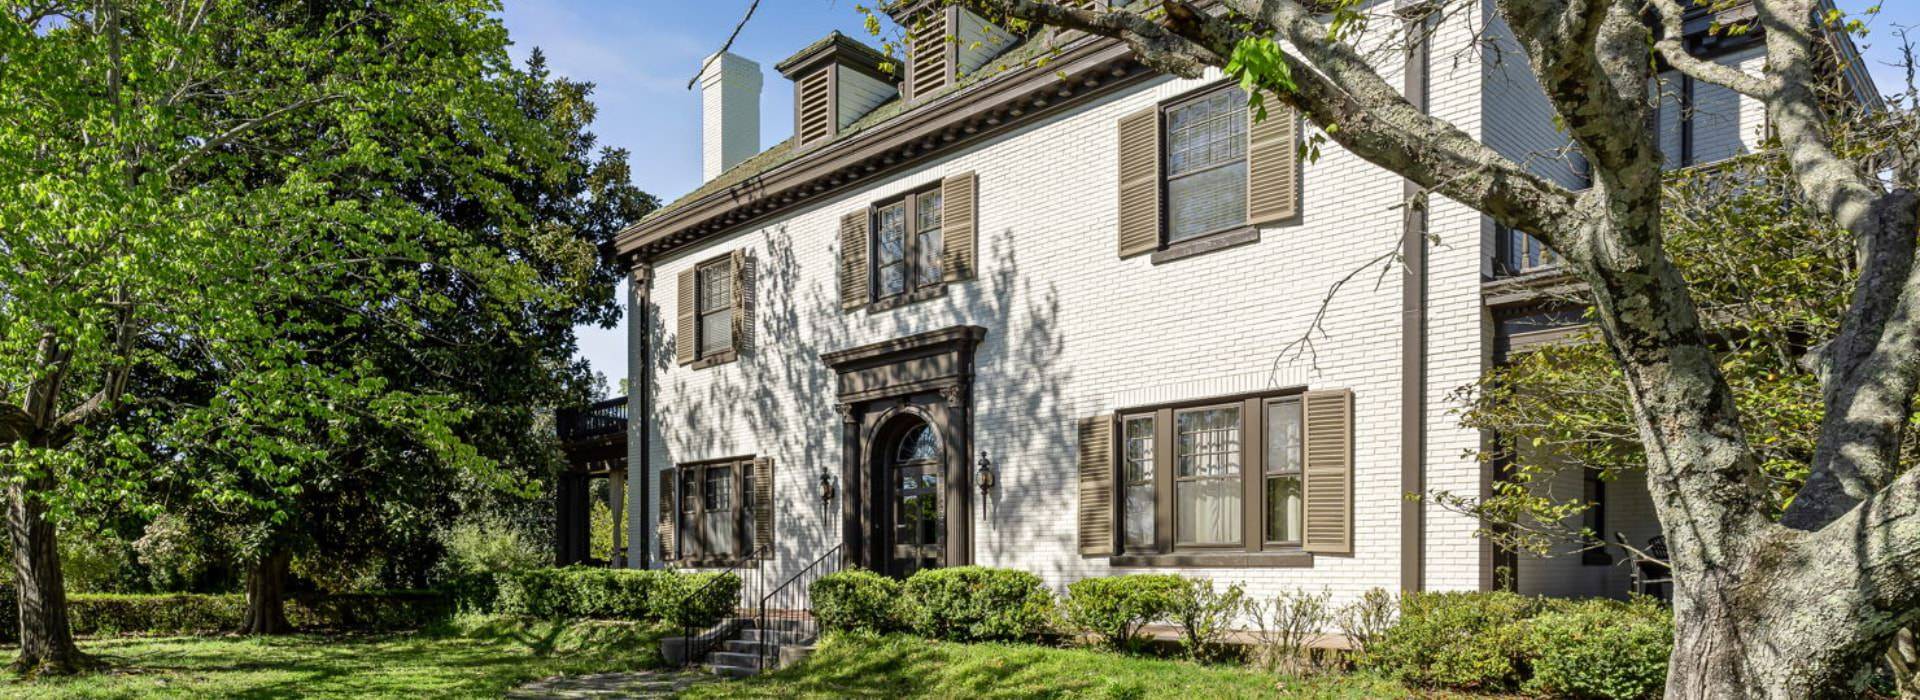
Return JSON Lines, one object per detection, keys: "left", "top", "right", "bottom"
{"left": 819, "top": 468, "right": 836, "bottom": 503}
{"left": 975, "top": 451, "right": 995, "bottom": 496}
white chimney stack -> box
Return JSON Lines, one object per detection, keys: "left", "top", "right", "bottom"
{"left": 699, "top": 52, "right": 762, "bottom": 182}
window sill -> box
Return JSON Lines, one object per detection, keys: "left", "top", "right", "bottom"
{"left": 867, "top": 284, "right": 946, "bottom": 313}
{"left": 691, "top": 349, "right": 738, "bottom": 370}
{"left": 1150, "top": 226, "right": 1260, "bottom": 265}
{"left": 1108, "top": 550, "right": 1312, "bottom": 568}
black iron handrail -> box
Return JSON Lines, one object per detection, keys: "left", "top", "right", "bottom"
{"left": 679, "top": 544, "right": 771, "bottom": 668}
{"left": 757, "top": 544, "right": 844, "bottom": 670}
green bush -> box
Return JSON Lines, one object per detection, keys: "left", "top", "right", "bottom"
{"left": 26, "top": 591, "right": 451, "bottom": 639}
{"left": 1524, "top": 597, "right": 1672, "bottom": 700}
{"left": 902, "top": 566, "right": 1054, "bottom": 642}
{"left": 1063, "top": 574, "right": 1184, "bottom": 651}
{"left": 811, "top": 569, "right": 904, "bottom": 634}
{"left": 1170, "top": 577, "right": 1247, "bottom": 661}
{"left": 490, "top": 567, "right": 739, "bottom": 628}
{"left": 1365, "top": 590, "right": 1545, "bottom": 692}
{"left": 659, "top": 571, "right": 741, "bottom": 629}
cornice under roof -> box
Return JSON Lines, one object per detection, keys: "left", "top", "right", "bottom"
{"left": 617, "top": 32, "right": 1152, "bottom": 263}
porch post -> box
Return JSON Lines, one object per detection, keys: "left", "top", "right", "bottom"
{"left": 626, "top": 262, "right": 654, "bottom": 569}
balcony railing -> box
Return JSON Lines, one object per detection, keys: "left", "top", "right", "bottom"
{"left": 557, "top": 397, "right": 628, "bottom": 442}
{"left": 1495, "top": 224, "right": 1560, "bottom": 277}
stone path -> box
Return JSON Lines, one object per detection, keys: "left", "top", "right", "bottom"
{"left": 506, "top": 669, "right": 710, "bottom": 699}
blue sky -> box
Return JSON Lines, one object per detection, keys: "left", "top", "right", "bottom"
{"left": 496, "top": 1, "right": 1919, "bottom": 392}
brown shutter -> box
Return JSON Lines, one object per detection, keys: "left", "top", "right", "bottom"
{"left": 730, "top": 249, "right": 754, "bottom": 356}
{"left": 839, "top": 210, "right": 869, "bottom": 310}
{"left": 907, "top": 7, "right": 951, "bottom": 101}
{"left": 1302, "top": 389, "right": 1354, "bottom": 555}
{"left": 658, "top": 467, "right": 678, "bottom": 562}
{"left": 1246, "top": 97, "right": 1301, "bottom": 225}
{"left": 1116, "top": 107, "right": 1160, "bottom": 258}
{"left": 796, "top": 69, "right": 833, "bottom": 146}
{"left": 675, "top": 269, "right": 696, "bottom": 365}
{"left": 1077, "top": 415, "right": 1116, "bottom": 557}
{"left": 753, "top": 457, "right": 774, "bottom": 560}
{"left": 941, "top": 172, "right": 977, "bottom": 282}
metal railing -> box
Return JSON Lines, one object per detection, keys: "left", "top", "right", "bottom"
{"left": 757, "top": 544, "right": 844, "bottom": 670}
{"left": 679, "top": 544, "right": 772, "bottom": 668}
{"left": 556, "top": 397, "right": 628, "bottom": 442}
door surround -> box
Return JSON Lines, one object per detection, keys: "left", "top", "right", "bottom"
{"left": 822, "top": 325, "right": 986, "bottom": 573}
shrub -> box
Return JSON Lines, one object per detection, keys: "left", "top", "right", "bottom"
{"left": 1063, "top": 574, "right": 1184, "bottom": 651}
{"left": 902, "top": 566, "right": 1054, "bottom": 642}
{"left": 455, "top": 566, "right": 741, "bottom": 627}
{"left": 29, "top": 591, "right": 451, "bottom": 639}
{"left": 811, "top": 569, "right": 904, "bottom": 634}
{"left": 1365, "top": 590, "right": 1544, "bottom": 691}
{"left": 1334, "top": 587, "right": 1397, "bottom": 660}
{"left": 438, "top": 514, "right": 547, "bottom": 579}
{"left": 1169, "top": 577, "right": 1247, "bottom": 661}
{"left": 658, "top": 571, "right": 741, "bottom": 629}
{"left": 1524, "top": 597, "right": 1672, "bottom": 700}
{"left": 1249, "top": 587, "right": 1333, "bottom": 675}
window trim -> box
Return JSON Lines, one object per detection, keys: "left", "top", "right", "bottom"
{"left": 866, "top": 183, "right": 945, "bottom": 309}
{"left": 1158, "top": 82, "right": 1251, "bottom": 248}
{"left": 1109, "top": 389, "right": 1316, "bottom": 567}
{"left": 1262, "top": 396, "right": 1304, "bottom": 548}
{"left": 672, "top": 456, "right": 757, "bottom": 567}
{"left": 1119, "top": 413, "right": 1158, "bottom": 555}
{"left": 691, "top": 253, "right": 739, "bottom": 366}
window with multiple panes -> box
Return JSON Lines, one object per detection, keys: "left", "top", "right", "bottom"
{"left": 1163, "top": 85, "right": 1249, "bottom": 243}
{"left": 674, "top": 459, "right": 756, "bottom": 562}
{"left": 873, "top": 188, "right": 944, "bottom": 300}
{"left": 1174, "top": 405, "right": 1242, "bottom": 545}
{"left": 695, "top": 257, "right": 733, "bottom": 357}
{"left": 1121, "top": 415, "right": 1156, "bottom": 552}
{"left": 1263, "top": 398, "right": 1304, "bottom": 545}
{"left": 1110, "top": 395, "right": 1333, "bottom": 556}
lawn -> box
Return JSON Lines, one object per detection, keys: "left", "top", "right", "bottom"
{"left": 680, "top": 632, "right": 1471, "bottom": 699}
{"left": 0, "top": 616, "right": 671, "bottom": 699}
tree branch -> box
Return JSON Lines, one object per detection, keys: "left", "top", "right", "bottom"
{"left": 165, "top": 94, "right": 344, "bottom": 179}
{"left": 1646, "top": 0, "right": 1773, "bottom": 98}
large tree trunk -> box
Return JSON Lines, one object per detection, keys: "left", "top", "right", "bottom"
{"left": 240, "top": 549, "right": 292, "bottom": 635}
{"left": 8, "top": 475, "right": 87, "bottom": 676}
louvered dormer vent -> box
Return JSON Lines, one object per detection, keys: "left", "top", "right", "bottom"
{"left": 776, "top": 32, "right": 898, "bottom": 149}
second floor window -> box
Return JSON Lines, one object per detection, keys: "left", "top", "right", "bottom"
{"left": 1498, "top": 224, "right": 1559, "bottom": 276}
{"left": 696, "top": 257, "right": 733, "bottom": 357}
{"left": 1164, "top": 86, "right": 1249, "bottom": 243}
{"left": 874, "top": 188, "right": 944, "bottom": 299}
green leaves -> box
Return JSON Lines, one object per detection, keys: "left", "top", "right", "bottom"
{"left": 1226, "top": 37, "right": 1297, "bottom": 123}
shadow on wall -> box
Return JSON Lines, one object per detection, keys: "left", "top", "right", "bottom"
{"left": 649, "top": 222, "right": 1076, "bottom": 585}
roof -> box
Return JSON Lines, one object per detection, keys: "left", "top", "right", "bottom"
{"left": 635, "top": 26, "right": 1081, "bottom": 230}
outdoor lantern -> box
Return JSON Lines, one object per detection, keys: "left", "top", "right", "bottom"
{"left": 975, "top": 451, "right": 995, "bottom": 495}
{"left": 819, "top": 468, "right": 836, "bottom": 503}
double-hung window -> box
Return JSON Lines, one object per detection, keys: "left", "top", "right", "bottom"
{"left": 695, "top": 257, "right": 733, "bottom": 358}
{"left": 1164, "top": 86, "right": 1249, "bottom": 243}
{"left": 1102, "top": 391, "right": 1344, "bottom": 563}
{"left": 1174, "top": 405, "right": 1242, "bottom": 546}
{"left": 873, "top": 188, "right": 944, "bottom": 301}
{"left": 666, "top": 456, "right": 774, "bottom": 564}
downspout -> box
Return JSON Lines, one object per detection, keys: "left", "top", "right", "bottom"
{"left": 1398, "top": 0, "right": 1434, "bottom": 594}
{"left": 626, "top": 262, "right": 655, "bottom": 569}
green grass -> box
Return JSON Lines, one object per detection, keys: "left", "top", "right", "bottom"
{"left": 680, "top": 632, "right": 1465, "bottom": 699}
{"left": 0, "top": 615, "right": 671, "bottom": 699}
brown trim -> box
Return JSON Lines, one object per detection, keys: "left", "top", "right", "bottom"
{"left": 776, "top": 32, "right": 897, "bottom": 85}
{"left": 1149, "top": 226, "right": 1258, "bottom": 265}
{"left": 1399, "top": 0, "right": 1433, "bottom": 594}
{"left": 1112, "top": 386, "right": 1306, "bottom": 417}
{"left": 1109, "top": 551, "right": 1313, "bottom": 569}
{"left": 616, "top": 36, "right": 1154, "bottom": 262}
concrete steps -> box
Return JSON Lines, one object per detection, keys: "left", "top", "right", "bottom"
{"left": 699, "top": 619, "right": 814, "bottom": 677}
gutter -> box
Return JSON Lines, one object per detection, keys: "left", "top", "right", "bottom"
{"left": 1398, "top": 0, "right": 1433, "bottom": 594}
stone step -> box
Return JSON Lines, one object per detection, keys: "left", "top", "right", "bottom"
{"left": 738, "top": 628, "right": 803, "bottom": 645}
{"left": 706, "top": 663, "right": 760, "bottom": 678}
{"left": 708, "top": 651, "right": 765, "bottom": 670}
{"left": 720, "top": 639, "right": 777, "bottom": 655}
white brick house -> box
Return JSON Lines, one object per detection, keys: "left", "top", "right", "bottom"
{"left": 592, "top": 1, "right": 1877, "bottom": 610}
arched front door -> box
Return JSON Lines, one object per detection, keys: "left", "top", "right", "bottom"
{"left": 882, "top": 417, "right": 944, "bottom": 578}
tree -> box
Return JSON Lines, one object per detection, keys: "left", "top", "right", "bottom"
{"left": 928, "top": 0, "right": 1916, "bottom": 696}
{"left": 0, "top": 0, "right": 598, "bottom": 672}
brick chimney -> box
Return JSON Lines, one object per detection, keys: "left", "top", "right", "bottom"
{"left": 699, "top": 52, "right": 762, "bottom": 182}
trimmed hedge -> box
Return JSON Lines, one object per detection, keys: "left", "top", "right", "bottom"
{"left": 811, "top": 568, "right": 904, "bottom": 634}
{"left": 901, "top": 566, "right": 1054, "bottom": 642}
{"left": 1063, "top": 574, "right": 1185, "bottom": 651}
{"left": 1524, "top": 597, "right": 1672, "bottom": 700}
{"left": 492, "top": 567, "right": 740, "bottom": 628}
{"left": 0, "top": 590, "right": 453, "bottom": 640}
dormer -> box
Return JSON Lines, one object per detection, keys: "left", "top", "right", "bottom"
{"left": 776, "top": 32, "right": 899, "bottom": 149}
{"left": 886, "top": 1, "right": 1018, "bottom": 103}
